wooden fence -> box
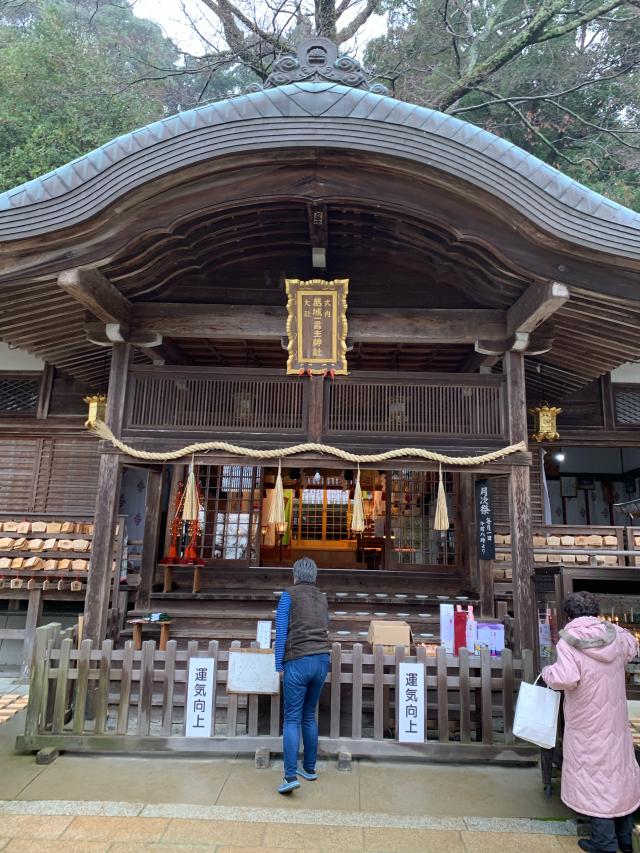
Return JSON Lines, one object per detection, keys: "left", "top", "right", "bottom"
{"left": 17, "top": 624, "right": 537, "bottom": 763}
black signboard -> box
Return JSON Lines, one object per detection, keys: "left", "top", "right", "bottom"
{"left": 475, "top": 479, "right": 495, "bottom": 560}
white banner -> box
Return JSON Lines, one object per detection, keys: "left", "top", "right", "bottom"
{"left": 185, "top": 657, "right": 215, "bottom": 737}
{"left": 398, "top": 662, "right": 425, "bottom": 743}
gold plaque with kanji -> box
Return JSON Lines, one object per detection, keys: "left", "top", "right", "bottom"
{"left": 285, "top": 278, "right": 348, "bottom": 375}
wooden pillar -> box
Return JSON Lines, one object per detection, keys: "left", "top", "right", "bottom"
{"left": 504, "top": 351, "right": 536, "bottom": 654}
{"left": 84, "top": 343, "right": 130, "bottom": 644}
{"left": 457, "top": 472, "right": 476, "bottom": 590}
{"left": 307, "top": 375, "right": 325, "bottom": 443}
{"left": 21, "top": 587, "right": 43, "bottom": 678}
{"left": 384, "top": 477, "right": 393, "bottom": 570}
{"left": 163, "top": 465, "right": 185, "bottom": 555}
{"left": 136, "top": 467, "right": 164, "bottom": 611}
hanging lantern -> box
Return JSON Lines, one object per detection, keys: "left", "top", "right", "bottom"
{"left": 351, "top": 466, "right": 366, "bottom": 533}
{"left": 434, "top": 465, "right": 449, "bottom": 531}
{"left": 530, "top": 402, "right": 562, "bottom": 442}
{"left": 84, "top": 394, "right": 107, "bottom": 428}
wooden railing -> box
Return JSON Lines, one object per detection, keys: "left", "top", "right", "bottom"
{"left": 326, "top": 374, "right": 505, "bottom": 438}
{"left": 17, "top": 624, "right": 536, "bottom": 762}
{"left": 126, "top": 368, "right": 306, "bottom": 433}
{"left": 124, "top": 367, "right": 507, "bottom": 443}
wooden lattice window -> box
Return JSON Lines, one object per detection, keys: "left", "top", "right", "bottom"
{"left": 198, "top": 465, "right": 261, "bottom": 562}
{"left": 0, "top": 374, "right": 40, "bottom": 415}
{"left": 390, "top": 470, "right": 456, "bottom": 566}
{"left": 292, "top": 484, "right": 351, "bottom": 544}
{"left": 614, "top": 385, "right": 640, "bottom": 426}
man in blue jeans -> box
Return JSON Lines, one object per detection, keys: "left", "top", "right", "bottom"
{"left": 274, "top": 557, "right": 330, "bottom": 794}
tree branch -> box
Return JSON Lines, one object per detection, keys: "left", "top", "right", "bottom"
{"left": 546, "top": 99, "right": 640, "bottom": 150}
{"left": 434, "top": 0, "right": 629, "bottom": 110}
{"left": 198, "top": 0, "right": 282, "bottom": 58}
{"left": 336, "top": 0, "right": 381, "bottom": 43}
{"left": 536, "top": 0, "right": 633, "bottom": 43}
{"left": 496, "top": 96, "right": 601, "bottom": 169}
{"left": 448, "top": 63, "right": 640, "bottom": 115}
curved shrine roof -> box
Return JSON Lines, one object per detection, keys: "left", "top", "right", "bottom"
{"left": 0, "top": 79, "right": 639, "bottom": 260}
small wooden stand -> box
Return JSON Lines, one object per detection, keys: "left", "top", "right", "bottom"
{"left": 128, "top": 619, "right": 173, "bottom": 651}
{"left": 163, "top": 563, "right": 201, "bottom": 594}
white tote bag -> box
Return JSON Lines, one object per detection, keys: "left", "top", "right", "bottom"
{"left": 513, "top": 675, "right": 560, "bottom": 749}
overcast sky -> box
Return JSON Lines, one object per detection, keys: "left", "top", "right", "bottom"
{"left": 131, "top": 0, "right": 386, "bottom": 56}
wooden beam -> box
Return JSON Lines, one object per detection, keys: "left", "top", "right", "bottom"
{"left": 459, "top": 352, "right": 499, "bottom": 373}
{"left": 149, "top": 340, "right": 191, "bottom": 366}
{"left": 131, "top": 304, "right": 507, "bottom": 344}
{"left": 507, "top": 281, "right": 569, "bottom": 339}
{"left": 136, "top": 468, "right": 163, "bottom": 611}
{"left": 58, "top": 267, "right": 131, "bottom": 328}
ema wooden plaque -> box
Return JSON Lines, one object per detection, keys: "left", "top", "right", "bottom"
{"left": 285, "top": 278, "right": 348, "bottom": 375}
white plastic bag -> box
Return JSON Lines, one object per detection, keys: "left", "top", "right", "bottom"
{"left": 513, "top": 674, "right": 560, "bottom": 749}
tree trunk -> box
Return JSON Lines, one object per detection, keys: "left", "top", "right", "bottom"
{"left": 315, "top": 0, "right": 337, "bottom": 40}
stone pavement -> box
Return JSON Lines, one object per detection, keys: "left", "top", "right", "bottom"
{"left": 0, "top": 694, "right": 582, "bottom": 853}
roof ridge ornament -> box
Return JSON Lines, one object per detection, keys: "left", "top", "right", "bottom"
{"left": 248, "top": 37, "right": 388, "bottom": 95}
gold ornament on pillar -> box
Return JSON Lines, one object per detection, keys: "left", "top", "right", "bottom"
{"left": 434, "top": 465, "right": 449, "bottom": 531}
{"left": 351, "top": 465, "right": 366, "bottom": 533}
{"left": 84, "top": 394, "right": 107, "bottom": 428}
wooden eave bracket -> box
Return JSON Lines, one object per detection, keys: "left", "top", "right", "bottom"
{"left": 473, "top": 281, "right": 569, "bottom": 357}
{"left": 58, "top": 267, "right": 190, "bottom": 364}
{"left": 85, "top": 319, "right": 163, "bottom": 349}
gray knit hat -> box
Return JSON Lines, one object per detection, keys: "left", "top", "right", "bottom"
{"left": 292, "top": 557, "right": 318, "bottom": 584}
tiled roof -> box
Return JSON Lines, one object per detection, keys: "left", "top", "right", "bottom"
{"left": 1, "top": 81, "right": 639, "bottom": 258}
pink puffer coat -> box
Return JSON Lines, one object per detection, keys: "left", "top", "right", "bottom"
{"left": 542, "top": 616, "right": 640, "bottom": 818}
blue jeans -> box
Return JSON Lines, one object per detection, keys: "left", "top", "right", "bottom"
{"left": 282, "top": 653, "right": 330, "bottom": 779}
{"left": 590, "top": 814, "right": 634, "bottom": 851}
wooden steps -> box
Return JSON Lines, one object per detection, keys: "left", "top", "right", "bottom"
{"left": 122, "top": 567, "right": 480, "bottom": 650}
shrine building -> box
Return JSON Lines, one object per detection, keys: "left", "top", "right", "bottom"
{"left": 1, "top": 39, "right": 640, "bottom": 760}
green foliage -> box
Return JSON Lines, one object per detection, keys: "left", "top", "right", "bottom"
{"left": 366, "top": 1, "right": 640, "bottom": 210}
{"left": 0, "top": 2, "right": 168, "bottom": 189}
{"left": 0, "top": 0, "right": 255, "bottom": 191}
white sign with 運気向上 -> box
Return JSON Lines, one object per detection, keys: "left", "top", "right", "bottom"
{"left": 398, "top": 662, "right": 425, "bottom": 743}
{"left": 185, "top": 657, "right": 215, "bottom": 737}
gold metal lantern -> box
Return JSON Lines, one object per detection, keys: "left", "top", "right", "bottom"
{"left": 84, "top": 394, "right": 107, "bottom": 428}
{"left": 530, "top": 402, "right": 561, "bottom": 442}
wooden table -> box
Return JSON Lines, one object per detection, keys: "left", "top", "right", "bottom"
{"left": 128, "top": 619, "right": 173, "bottom": 651}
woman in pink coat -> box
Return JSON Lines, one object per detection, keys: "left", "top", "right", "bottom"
{"left": 542, "top": 591, "right": 640, "bottom": 853}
